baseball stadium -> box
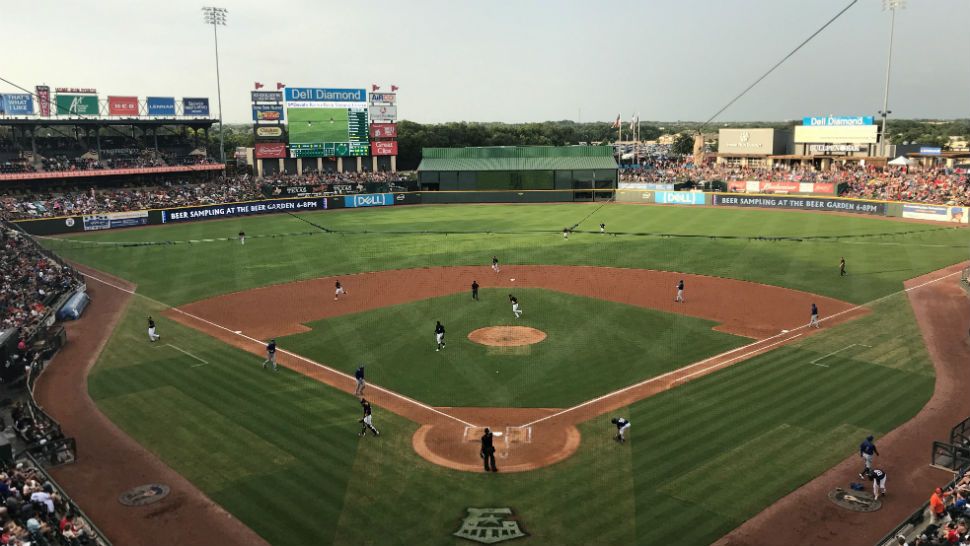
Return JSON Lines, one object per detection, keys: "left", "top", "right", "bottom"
{"left": 2, "top": 3, "right": 970, "bottom": 546}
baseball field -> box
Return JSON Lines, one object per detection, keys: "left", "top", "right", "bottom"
{"left": 37, "top": 203, "right": 970, "bottom": 545}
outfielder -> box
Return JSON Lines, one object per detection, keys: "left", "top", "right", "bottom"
{"left": 334, "top": 280, "right": 347, "bottom": 301}
{"left": 262, "top": 338, "right": 277, "bottom": 371}
{"left": 354, "top": 365, "right": 366, "bottom": 396}
{"left": 435, "top": 321, "right": 446, "bottom": 351}
{"left": 611, "top": 417, "right": 631, "bottom": 443}
{"left": 358, "top": 398, "right": 380, "bottom": 437}
{"left": 562, "top": 227, "right": 570, "bottom": 240}
{"left": 147, "top": 316, "right": 160, "bottom": 342}
{"left": 675, "top": 280, "right": 685, "bottom": 303}
{"left": 839, "top": 257, "right": 846, "bottom": 277}
{"left": 809, "top": 303, "right": 820, "bottom": 328}
{"left": 491, "top": 256, "right": 500, "bottom": 273}
{"left": 238, "top": 231, "right": 245, "bottom": 245}
{"left": 509, "top": 294, "right": 522, "bottom": 318}
{"left": 600, "top": 223, "right": 606, "bottom": 234}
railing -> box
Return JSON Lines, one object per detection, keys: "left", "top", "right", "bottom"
{"left": 22, "top": 451, "right": 112, "bottom": 546}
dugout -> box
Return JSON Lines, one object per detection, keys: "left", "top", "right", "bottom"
{"left": 417, "top": 146, "right": 618, "bottom": 197}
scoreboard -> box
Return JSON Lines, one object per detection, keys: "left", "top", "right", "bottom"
{"left": 285, "top": 87, "right": 370, "bottom": 158}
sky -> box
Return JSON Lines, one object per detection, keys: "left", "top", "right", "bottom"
{"left": 3, "top": 0, "right": 968, "bottom": 124}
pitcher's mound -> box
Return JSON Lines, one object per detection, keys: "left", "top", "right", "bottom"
{"left": 468, "top": 326, "right": 547, "bottom": 347}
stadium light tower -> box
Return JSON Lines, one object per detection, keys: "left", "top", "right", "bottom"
{"left": 879, "top": 0, "right": 904, "bottom": 158}
{"left": 202, "top": 6, "right": 227, "bottom": 163}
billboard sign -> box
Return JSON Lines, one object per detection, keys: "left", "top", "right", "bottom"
{"left": 802, "top": 116, "right": 874, "bottom": 127}
{"left": 717, "top": 128, "right": 775, "bottom": 155}
{"left": 183, "top": 97, "right": 210, "bottom": 116}
{"left": 161, "top": 198, "right": 326, "bottom": 223}
{"left": 368, "top": 104, "right": 397, "bottom": 122}
{"left": 55, "top": 94, "right": 99, "bottom": 116}
{"left": 371, "top": 141, "right": 398, "bottom": 156}
{"left": 252, "top": 104, "right": 285, "bottom": 122}
{"left": 901, "top": 204, "right": 967, "bottom": 224}
{"left": 147, "top": 96, "right": 176, "bottom": 116}
{"left": 107, "top": 96, "right": 139, "bottom": 116}
{"left": 655, "top": 191, "right": 706, "bottom": 205}
{"left": 82, "top": 210, "right": 149, "bottom": 231}
{"left": 284, "top": 87, "right": 366, "bottom": 103}
{"left": 370, "top": 123, "right": 397, "bottom": 138}
{"left": 369, "top": 92, "right": 396, "bottom": 104}
{"left": 255, "top": 126, "right": 285, "bottom": 139}
{"left": 0, "top": 94, "right": 34, "bottom": 115}
{"left": 254, "top": 142, "right": 287, "bottom": 158}
{"left": 713, "top": 194, "right": 885, "bottom": 215}
{"left": 55, "top": 87, "right": 97, "bottom": 94}
{"left": 36, "top": 86, "right": 51, "bottom": 117}
{"left": 919, "top": 147, "right": 942, "bottom": 155}
{"left": 794, "top": 125, "right": 878, "bottom": 144}
{"left": 284, "top": 86, "right": 369, "bottom": 157}
{"left": 344, "top": 193, "right": 395, "bottom": 208}
{"left": 251, "top": 90, "right": 283, "bottom": 102}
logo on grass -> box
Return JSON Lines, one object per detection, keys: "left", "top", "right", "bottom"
{"left": 454, "top": 508, "right": 527, "bottom": 544}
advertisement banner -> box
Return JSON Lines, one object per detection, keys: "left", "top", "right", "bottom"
{"left": 802, "top": 116, "right": 874, "bottom": 127}
{"left": 147, "top": 97, "right": 176, "bottom": 116}
{"left": 618, "top": 182, "right": 674, "bottom": 191}
{"left": 713, "top": 194, "right": 885, "bottom": 215}
{"left": 265, "top": 185, "right": 317, "bottom": 197}
{"left": 183, "top": 98, "right": 210, "bottom": 116}
{"left": 371, "top": 141, "right": 398, "bottom": 156}
{"left": 284, "top": 88, "right": 366, "bottom": 102}
{"left": 369, "top": 92, "right": 396, "bottom": 104}
{"left": 717, "top": 128, "right": 775, "bottom": 155}
{"left": 761, "top": 181, "right": 800, "bottom": 194}
{"left": 344, "top": 193, "right": 395, "bottom": 208}
{"left": 794, "top": 125, "right": 878, "bottom": 144}
{"left": 252, "top": 104, "right": 284, "bottom": 121}
{"left": 254, "top": 142, "right": 287, "bottom": 158}
{"left": 368, "top": 105, "right": 397, "bottom": 122}
{"left": 0, "top": 94, "right": 34, "bottom": 115}
{"left": 55, "top": 94, "right": 99, "bottom": 116}
{"left": 251, "top": 91, "right": 283, "bottom": 102}
{"left": 161, "top": 197, "right": 326, "bottom": 223}
{"left": 82, "top": 210, "right": 149, "bottom": 231}
{"left": 107, "top": 96, "right": 139, "bottom": 116}
{"left": 727, "top": 181, "right": 835, "bottom": 195}
{"left": 255, "top": 126, "right": 284, "bottom": 138}
{"left": 616, "top": 190, "right": 656, "bottom": 204}
{"left": 36, "top": 86, "right": 51, "bottom": 117}
{"left": 919, "top": 147, "right": 942, "bottom": 155}
{"left": 655, "top": 191, "right": 706, "bottom": 205}
{"left": 901, "top": 204, "right": 968, "bottom": 224}
{"left": 370, "top": 123, "right": 397, "bottom": 138}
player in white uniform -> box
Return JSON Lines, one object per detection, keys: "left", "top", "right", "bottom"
{"left": 147, "top": 316, "right": 160, "bottom": 342}
{"left": 491, "top": 256, "right": 500, "bottom": 273}
{"left": 611, "top": 417, "right": 631, "bottom": 443}
{"left": 334, "top": 280, "right": 347, "bottom": 301}
{"left": 675, "top": 280, "right": 685, "bottom": 303}
{"left": 870, "top": 468, "right": 887, "bottom": 500}
{"left": 509, "top": 294, "right": 522, "bottom": 318}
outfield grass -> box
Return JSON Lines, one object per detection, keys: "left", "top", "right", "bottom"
{"left": 44, "top": 204, "right": 970, "bottom": 305}
{"left": 90, "top": 280, "right": 934, "bottom": 545}
{"left": 279, "top": 288, "right": 746, "bottom": 407}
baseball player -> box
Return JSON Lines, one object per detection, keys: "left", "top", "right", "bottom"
{"left": 509, "top": 294, "right": 522, "bottom": 318}
{"left": 491, "top": 256, "right": 500, "bottom": 273}
{"left": 562, "top": 227, "right": 569, "bottom": 240}
{"left": 840, "top": 257, "right": 846, "bottom": 277}
{"left": 471, "top": 280, "right": 480, "bottom": 301}
{"left": 354, "top": 365, "right": 366, "bottom": 396}
{"left": 435, "top": 321, "right": 446, "bottom": 351}
{"left": 358, "top": 398, "right": 379, "bottom": 437}
{"left": 611, "top": 417, "right": 631, "bottom": 443}
{"left": 238, "top": 231, "right": 245, "bottom": 245}
{"left": 147, "top": 316, "right": 160, "bottom": 342}
{"left": 334, "top": 280, "right": 347, "bottom": 301}
{"left": 869, "top": 468, "right": 887, "bottom": 500}
{"left": 262, "top": 338, "right": 277, "bottom": 371}
{"left": 809, "top": 303, "right": 820, "bottom": 328}
{"left": 675, "top": 280, "right": 685, "bottom": 303}
{"left": 859, "top": 435, "right": 879, "bottom": 478}
{"left": 481, "top": 428, "right": 497, "bottom": 472}
{"left": 600, "top": 223, "right": 606, "bottom": 234}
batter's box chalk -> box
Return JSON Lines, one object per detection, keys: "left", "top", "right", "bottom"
{"left": 505, "top": 426, "right": 532, "bottom": 444}
{"left": 463, "top": 426, "right": 489, "bottom": 442}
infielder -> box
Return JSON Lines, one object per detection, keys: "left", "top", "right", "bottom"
{"left": 358, "top": 398, "right": 380, "bottom": 437}
{"left": 809, "top": 303, "right": 820, "bottom": 328}
{"left": 859, "top": 435, "right": 879, "bottom": 478}
{"left": 471, "top": 280, "right": 480, "bottom": 301}
{"left": 435, "top": 321, "right": 446, "bottom": 351}
{"left": 611, "top": 417, "right": 631, "bottom": 443}
{"left": 147, "top": 316, "right": 160, "bottom": 342}
{"left": 354, "top": 365, "right": 366, "bottom": 396}
{"left": 869, "top": 468, "right": 887, "bottom": 500}
{"left": 675, "top": 280, "right": 685, "bottom": 303}
{"left": 262, "top": 338, "right": 277, "bottom": 371}
{"left": 491, "top": 256, "right": 500, "bottom": 273}
{"left": 334, "top": 280, "right": 347, "bottom": 301}
{"left": 509, "top": 294, "right": 522, "bottom": 318}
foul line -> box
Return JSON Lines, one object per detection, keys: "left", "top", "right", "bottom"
{"left": 80, "top": 272, "right": 476, "bottom": 428}
{"left": 519, "top": 268, "right": 963, "bottom": 429}
{"left": 165, "top": 343, "right": 209, "bottom": 367}
{"left": 809, "top": 343, "right": 872, "bottom": 367}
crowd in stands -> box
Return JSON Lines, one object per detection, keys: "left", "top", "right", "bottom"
{"left": 0, "top": 457, "right": 98, "bottom": 545}
{"left": 1, "top": 153, "right": 216, "bottom": 175}
{"left": 1, "top": 228, "right": 78, "bottom": 332}
{"left": 619, "top": 160, "right": 970, "bottom": 206}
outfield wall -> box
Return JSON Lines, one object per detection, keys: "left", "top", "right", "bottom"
{"left": 11, "top": 190, "right": 969, "bottom": 235}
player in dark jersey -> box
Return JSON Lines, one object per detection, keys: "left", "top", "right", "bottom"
{"left": 611, "top": 417, "right": 631, "bottom": 443}
{"left": 262, "top": 339, "right": 277, "bottom": 371}
{"left": 435, "top": 321, "right": 446, "bottom": 351}
{"left": 471, "top": 280, "right": 480, "bottom": 301}
{"left": 147, "top": 316, "right": 160, "bottom": 342}
{"left": 358, "top": 398, "right": 379, "bottom": 437}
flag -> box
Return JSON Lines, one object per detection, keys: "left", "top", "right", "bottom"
{"left": 391, "top": 85, "right": 399, "bottom": 92}
{"left": 611, "top": 114, "right": 621, "bottom": 129}
{"left": 254, "top": 82, "right": 264, "bottom": 89}
{"left": 276, "top": 82, "right": 286, "bottom": 90}
{"left": 372, "top": 84, "right": 381, "bottom": 92}
{"left": 629, "top": 115, "right": 636, "bottom": 131}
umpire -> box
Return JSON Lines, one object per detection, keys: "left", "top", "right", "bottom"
{"left": 481, "top": 428, "right": 498, "bottom": 472}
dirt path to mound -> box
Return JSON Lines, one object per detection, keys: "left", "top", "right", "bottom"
{"left": 714, "top": 262, "right": 970, "bottom": 546}
{"left": 167, "top": 265, "right": 860, "bottom": 473}
{"left": 33, "top": 266, "right": 269, "bottom": 546}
